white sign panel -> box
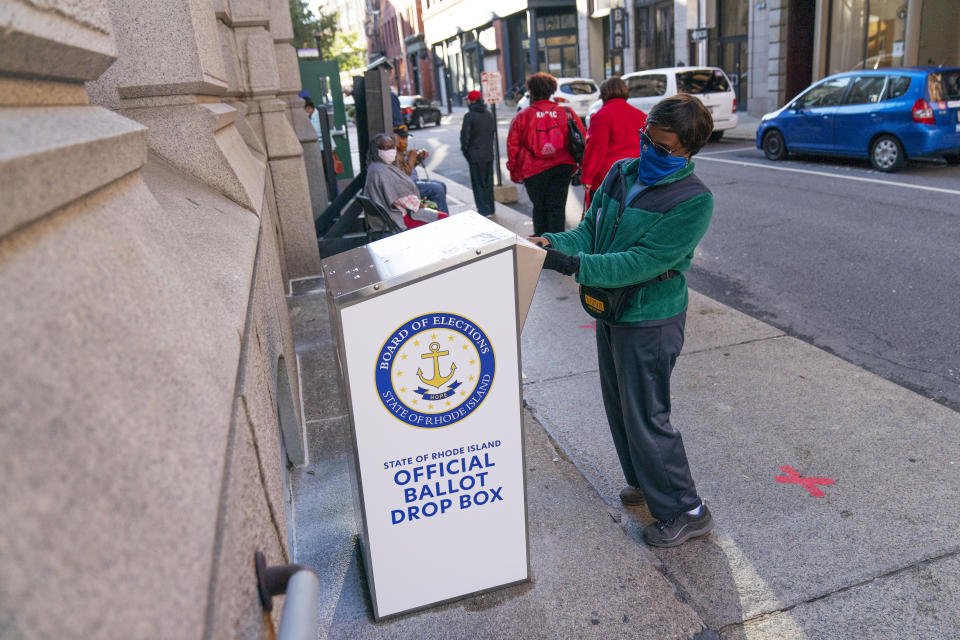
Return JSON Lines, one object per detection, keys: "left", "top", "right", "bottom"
{"left": 339, "top": 250, "right": 527, "bottom": 618}
{"left": 481, "top": 71, "right": 503, "bottom": 104}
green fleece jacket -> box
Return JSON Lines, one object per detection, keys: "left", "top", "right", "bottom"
{"left": 543, "top": 158, "right": 713, "bottom": 323}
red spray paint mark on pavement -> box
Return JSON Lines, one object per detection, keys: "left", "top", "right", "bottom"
{"left": 579, "top": 320, "right": 597, "bottom": 331}
{"left": 775, "top": 465, "right": 835, "bottom": 497}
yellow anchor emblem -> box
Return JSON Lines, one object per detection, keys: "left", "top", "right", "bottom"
{"left": 417, "top": 342, "right": 456, "bottom": 388}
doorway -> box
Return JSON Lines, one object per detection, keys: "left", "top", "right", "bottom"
{"left": 719, "top": 36, "right": 748, "bottom": 109}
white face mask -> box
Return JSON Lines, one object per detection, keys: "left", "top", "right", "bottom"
{"left": 378, "top": 148, "right": 397, "bottom": 163}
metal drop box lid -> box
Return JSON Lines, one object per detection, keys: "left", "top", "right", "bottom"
{"left": 322, "top": 213, "right": 524, "bottom": 307}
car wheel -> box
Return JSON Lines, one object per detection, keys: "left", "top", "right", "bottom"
{"left": 870, "top": 134, "right": 905, "bottom": 172}
{"left": 414, "top": 114, "right": 423, "bottom": 129}
{"left": 943, "top": 153, "right": 960, "bottom": 165}
{"left": 434, "top": 112, "right": 441, "bottom": 126}
{"left": 709, "top": 130, "right": 724, "bottom": 142}
{"left": 763, "top": 130, "right": 787, "bottom": 161}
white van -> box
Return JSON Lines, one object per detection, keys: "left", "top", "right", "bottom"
{"left": 586, "top": 66, "right": 738, "bottom": 138}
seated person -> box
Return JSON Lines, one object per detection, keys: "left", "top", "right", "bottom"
{"left": 364, "top": 133, "right": 448, "bottom": 229}
{"left": 393, "top": 132, "right": 449, "bottom": 213}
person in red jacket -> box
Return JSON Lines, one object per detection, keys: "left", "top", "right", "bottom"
{"left": 507, "top": 73, "right": 587, "bottom": 235}
{"left": 580, "top": 77, "right": 648, "bottom": 209}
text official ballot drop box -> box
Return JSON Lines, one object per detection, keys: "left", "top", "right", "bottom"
{"left": 323, "top": 212, "right": 545, "bottom": 619}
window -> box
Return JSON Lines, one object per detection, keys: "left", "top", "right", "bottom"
{"left": 827, "top": 0, "right": 906, "bottom": 75}
{"left": 795, "top": 77, "right": 850, "bottom": 108}
{"left": 929, "top": 71, "right": 960, "bottom": 101}
{"left": 677, "top": 69, "right": 731, "bottom": 94}
{"left": 845, "top": 75, "right": 886, "bottom": 104}
{"left": 560, "top": 81, "right": 597, "bottom": 95}
{"left": 628, "top": 74, "right": 667, "bottom": 97}
{"left": 887, "top": 76, "right": 911, "bottom": 99}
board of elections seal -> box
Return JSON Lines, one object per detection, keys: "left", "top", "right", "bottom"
{"left": 375, "top": 312, "right": 495, "bottom": 428}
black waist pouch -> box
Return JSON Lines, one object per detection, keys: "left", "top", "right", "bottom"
{"left": 579, "top": 270, "right": 680, "bottom": 322}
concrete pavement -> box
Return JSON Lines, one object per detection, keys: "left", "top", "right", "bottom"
{"left": 288, "top": 166, "right": 960, "bottom": 638}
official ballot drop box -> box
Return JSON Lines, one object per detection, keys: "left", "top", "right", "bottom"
{"left": 322, "top": 212, "right": 545, "bottom": 619}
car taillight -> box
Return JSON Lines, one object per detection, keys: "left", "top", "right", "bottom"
{"left": 912, "top": 99, "right": 935, "bottom": 124}
{"left": 554, "top": 96, "right": 568, "bottom": 103}
{"left": 402, "top": 107, "right": 413, "bottom": 114}
{"left": 733, "top": 98, "right": 737, "bottom": 113}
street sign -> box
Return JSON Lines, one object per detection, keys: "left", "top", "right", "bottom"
{"left": 610, "top": 7, "right": 628, "bottom": 51}
{"left": 690, "top": 28, "right": 709, "bottom": 43}
{"left": 481, "top": 71, "right": 503, "bottom": 104}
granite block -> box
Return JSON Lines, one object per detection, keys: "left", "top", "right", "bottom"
{"left": 268, "top": 0, "right": 294, "bottom": 41}
{"left": 240, "top": 27, "right": 279, "bottom": 96}
{"left": 268, "top": 155, "right": 322, "bottom": 279}
{"left": 119, "top": 102, "right": 265, "bottom": 212}
{"left": 0, "top": 157, "right": 258, "bottom": 636}
{"left": 0, "top": 106, "right": 147, "bottom": 237}
{"left": 101, "top": 0, "right": 228, "bottom": 98}
{"left": 0, "top": 0, "right": 116, "bottom": 81}
{"left": 274, "top": 42, "right": 301, "bottom": 96}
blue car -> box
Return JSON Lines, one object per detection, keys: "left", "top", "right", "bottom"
{"left": 756, "top": 67, "right": 960, "bottom": 172}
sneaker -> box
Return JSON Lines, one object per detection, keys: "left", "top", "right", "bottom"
{"left": 619, "top": 486, "right": 646, "bottom": 507}
{"left": 642, "top": 504, "right": 714, "bottom": 548}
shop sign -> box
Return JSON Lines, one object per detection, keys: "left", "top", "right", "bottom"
{"left": 610, "top": 7, "right": 628, "bottom": 51}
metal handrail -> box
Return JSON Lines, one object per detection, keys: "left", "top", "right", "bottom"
{"left": 255, "top": 551, "right": 319, "bottom": 640}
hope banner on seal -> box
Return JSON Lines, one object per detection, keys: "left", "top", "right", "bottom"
{"left": 375, "top": 312, "right": 496, "bottom": 428}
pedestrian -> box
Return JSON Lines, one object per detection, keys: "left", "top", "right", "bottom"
{"left": 303, "top": 98, "right": 321, "bottom": 139}
{"left": 507, "top": 72, "right": 586, "bottom": 235}
{"left": 460, "top": 89, "right": 497, "bottom": 216}
{"left": 391, "top": 137, "right": 450, "bottom": 213}
{"left": 364, "top": 133, "right": 447, "bottom": 229}
{"left": 529, "top": 94, "right": 716, "bottom": 548}
{"left": 580, "top": 77, "right": 648, "bottom": 209}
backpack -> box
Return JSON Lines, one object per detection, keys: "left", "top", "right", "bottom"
{"left": 564, "top": 108, "right": 585, "bottom": 164}
{"left": 527, "top": 105, "right": 567, "bottom": 159}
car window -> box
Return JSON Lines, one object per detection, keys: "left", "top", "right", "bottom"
{"left": 560, "top": 81, "right": 598, "bottom": 95}
{"left": 416, "top": 98, "right": 428, "bottom": 106}
{"left": 796, "top": 77, "right": 849, "bottom": 108}
{"left": 845, "top": 76, "right": 886, "bottom": 104}
{"left": 677, "top": 69, "right": 731, "bottom": 94}
{"left": 399, "top": 97, "right": 415, "bottom": 107}
{"left": 928, "top": 70, "right": 960, "bottom": 101}
{"left": 886, "top": 76, "right": 911, "bottom": 100}
{"left": 628, "top": 74, "right": 667, "bottom": 97}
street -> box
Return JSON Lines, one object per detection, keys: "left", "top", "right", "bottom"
{"left": 409, "top": 109, "right": 960, "bottom": 412}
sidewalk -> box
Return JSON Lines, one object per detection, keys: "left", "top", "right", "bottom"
{"left": 288, "top": 175, "right": 960, "bottom": 638}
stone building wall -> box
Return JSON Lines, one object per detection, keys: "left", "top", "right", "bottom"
{"left": 1, "top": 0, "right": 319, "bottom": 636}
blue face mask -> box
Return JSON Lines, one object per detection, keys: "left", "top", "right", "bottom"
{"left": 636, "top": 130, "right": 687, "bottom": 184}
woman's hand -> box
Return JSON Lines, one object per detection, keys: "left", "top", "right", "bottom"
{"left": 527, "top": 236, "right": 551, "bottom": 247}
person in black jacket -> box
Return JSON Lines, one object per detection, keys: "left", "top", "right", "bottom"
{"left": 460, "top": 90, "right": 496, "bottom": 216}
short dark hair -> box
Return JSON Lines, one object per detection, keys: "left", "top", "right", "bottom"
{"left": 303, "top": 98, "right": 315, "bottom": 110}
{"left": 645, "top": 94, "right": 714, "bottom": 156}
{"left": 367, "top": 132, "right": 395, "bottom": 164}
{"left": 600, "top": 77, "right": 629, "bottom": 102}
{"left": 526, "top": 73, "right": 557, "bottom": 102}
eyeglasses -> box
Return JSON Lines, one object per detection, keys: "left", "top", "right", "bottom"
{"left": 638, "top": 127, "right": 678, "bottom": 156}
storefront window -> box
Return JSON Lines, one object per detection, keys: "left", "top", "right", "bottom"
{"left": 654, "top": 2, "right": 674, "bottom": 68}
{"left": 828, "top": 0, "right": 907, "bottom": 75}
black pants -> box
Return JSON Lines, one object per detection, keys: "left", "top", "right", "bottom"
{"left": 524, "top": 163, "right": 573, "bottom": 235}
{"left": 596, "top": 313, "right": 701, "bottom": 520}
{"left": 468, "top": 160, "right": 495, "bottom": 215}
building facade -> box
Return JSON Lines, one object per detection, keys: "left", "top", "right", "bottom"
{"left": 2, "top": 0, "right": 323, "bottom": 636}
{"left": 366, "top": 0, "right": 435, "bottom": 98}
{"left": 359, "top": 0, "right": 958, "bottom": 114}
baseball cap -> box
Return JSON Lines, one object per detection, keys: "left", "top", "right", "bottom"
{"left": 467, "top": 90, "right": 482, "bottom": 101}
